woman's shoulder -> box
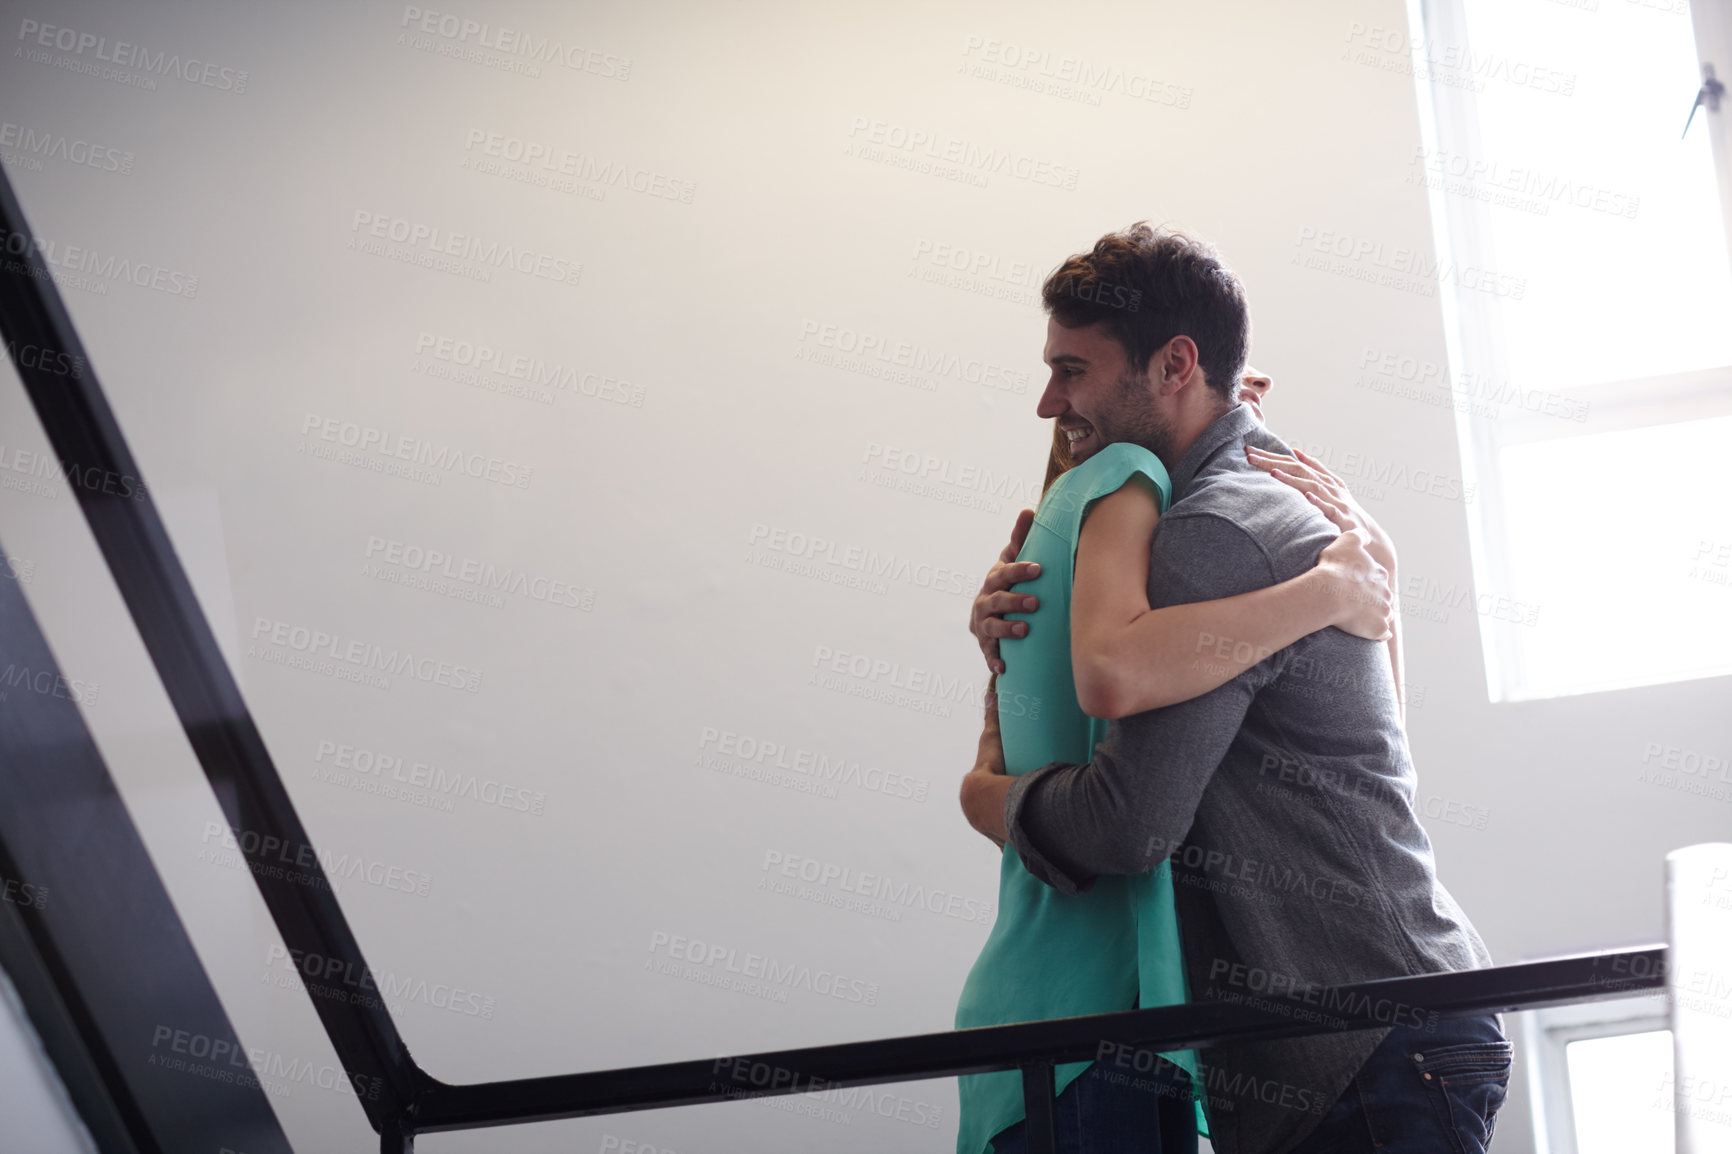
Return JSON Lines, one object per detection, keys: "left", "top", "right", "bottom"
{"left": 1036, "top": 442, "right": 1171, "bottom": 533}
{"left": 1076, "top": 440, "right": 1166, "bottom": 476}
{"left": 1059, "top": 441, "right": 1172, "bottom": 507}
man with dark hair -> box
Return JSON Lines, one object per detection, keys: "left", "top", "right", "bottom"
{"left": 960, "top": 223, "right": 1508, "bottom": 1153}
{"left": 1044, "top": 222, "right": 1252, "bottom": 411}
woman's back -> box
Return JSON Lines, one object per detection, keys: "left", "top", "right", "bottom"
{"left": 953, "top": 442, "right": 1199, "bottom": 1154}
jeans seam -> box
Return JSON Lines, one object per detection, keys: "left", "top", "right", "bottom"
{"left": 1354, "top": 1067, "right": 1385, "bottom": 1148}
{"left": 1419, "top": 1058, "right": 1509, "bottom": 1153}
{"left": 1416, "top": 1042, "right": 1512, "bottom": 1077}
{"left": 1416, "top": 1058, "right": 1471, "bottom": 1154}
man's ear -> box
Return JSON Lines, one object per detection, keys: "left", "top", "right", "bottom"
{"left": 1152, "top": 336, "right": 1201, "bottom": 394}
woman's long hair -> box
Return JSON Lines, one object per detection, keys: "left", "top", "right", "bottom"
{"left": 1041, "top": 422, "right": 1075, "bottom": 500}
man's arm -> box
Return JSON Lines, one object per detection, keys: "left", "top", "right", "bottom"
{"left": 1001, "top": 512, "right": 1286, "bottom": 895}
{"left": 961, "top": 679, "right": 1009, "bottom": 850}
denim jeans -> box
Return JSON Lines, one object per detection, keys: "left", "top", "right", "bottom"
{"left": 988, "top": 1057, "right": 1198, "bottom": 1154}
{"left": 1286, "top": 1013, "right": 1512, "bottom": 1154}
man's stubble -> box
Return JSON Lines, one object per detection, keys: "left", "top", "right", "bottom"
{"left": 1098, "top": 368, "right": 1181, "bottom": 468}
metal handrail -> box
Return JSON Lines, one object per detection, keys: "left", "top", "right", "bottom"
{"left": 403, "top": 947, "right": 1667, "bottom": 1138}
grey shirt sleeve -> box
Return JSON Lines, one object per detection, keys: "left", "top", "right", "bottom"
{"left": 1002, "top": 512, "right": 1287, "bottom": 895}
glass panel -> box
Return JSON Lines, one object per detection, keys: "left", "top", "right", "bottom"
{"left": 1566, "top": 1029, "right": 1674, "bottom": 1154}
{"left": 0, "top": 968, "right": 92, "bottom": 1154}
{"left": 1458, "top": 0, "right": 1732, "bottom": 390}
{"left": 1496, "top": 414, "right": 1732, "bottom": 697}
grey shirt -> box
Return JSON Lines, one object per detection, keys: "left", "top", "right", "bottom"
{"left": 1002, "top": 403, "right": 1493, "bottom": 1154}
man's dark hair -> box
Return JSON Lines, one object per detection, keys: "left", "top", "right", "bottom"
{"left": 1041, "top": 222, "right": 1250, "bottom": 401}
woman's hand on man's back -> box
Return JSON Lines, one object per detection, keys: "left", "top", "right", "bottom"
{"left": 1247, "top": 445, "right": 1398, "bottom": 641}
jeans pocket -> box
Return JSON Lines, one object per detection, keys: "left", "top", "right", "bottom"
{"left": 1413, "top": 1041, "right": 1513, "bottom": 1154}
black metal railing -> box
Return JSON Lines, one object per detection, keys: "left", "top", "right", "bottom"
{"left": 396, "top": 947, "right": 1667, "bottom": 1145}
{"left": 0, "top": 162, "right": 1672, "bottom": 1154}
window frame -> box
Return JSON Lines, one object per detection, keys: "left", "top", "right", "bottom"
{"left": 1407, "top": 0, "right": 1732, "bottom": 702}
{"left": 1522, "top": 994, "right": 1672, "bottom": 1154}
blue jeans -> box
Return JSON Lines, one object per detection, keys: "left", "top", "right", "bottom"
{"left": 1286, "top": 1013, "right": 1512, "bottom": 1154}
{"left": 988, "top": 1057, "right": 1198, "bottom": 1154}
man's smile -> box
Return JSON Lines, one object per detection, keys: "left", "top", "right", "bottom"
{"left": 1062, "top": 422, "right": 1096, "bottom": 453}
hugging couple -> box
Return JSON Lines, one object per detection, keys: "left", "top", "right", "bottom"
{"left": 951, "top": 224, "right": 1507, "bottom": 1154}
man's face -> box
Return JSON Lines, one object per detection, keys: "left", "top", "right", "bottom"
{"left": 1037, "top": 317, "right": 1180, "bottom": 464}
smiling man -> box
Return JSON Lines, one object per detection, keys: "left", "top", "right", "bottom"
{"left": 959, "top": 223, "right": 1506, "bottom": 1154}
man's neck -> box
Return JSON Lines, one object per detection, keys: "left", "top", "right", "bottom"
{"left": 1166, "top": 402, "right": 1262, "bottom": 499}
{"left": 1157, "top": 400, "right": 1235, "bottom": 473}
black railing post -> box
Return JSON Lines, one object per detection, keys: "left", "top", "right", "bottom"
{"left": 1021, "top": 1059, "right": 1058, "bottom": 1154}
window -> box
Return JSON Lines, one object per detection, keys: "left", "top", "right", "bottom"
{"left": 1408, "top": 0, "right": 1732, "bottom": 700}
{"left": 1526, "top": 996, "right": 1674, "bottom": 1154}
{"left": 1566, "top": 1030, "right": 1675, "bottom": 1154}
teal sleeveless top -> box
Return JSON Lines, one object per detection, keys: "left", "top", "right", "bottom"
{"left": 953, "top": 441, "right": 1203, "bottom": 1154}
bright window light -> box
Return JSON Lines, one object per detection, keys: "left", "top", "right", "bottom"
{"left": 1459, "top": 0, "right": 1732, "bottom": 392}
{"left": 1566, "top": 1029, "right": 1674, "bottom": 1154}
{"left": 1421, "top": 0, "right": 1732, "bottom": 700}
{"left": 1497, "top": 414, "right": 1732, "bottom": 697}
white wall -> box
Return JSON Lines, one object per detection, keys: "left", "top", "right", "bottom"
{"left": 0, "top": 1, "right": 1723, "bottom": 1151}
